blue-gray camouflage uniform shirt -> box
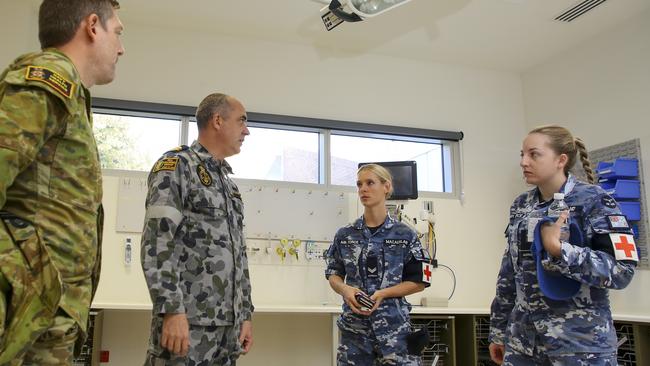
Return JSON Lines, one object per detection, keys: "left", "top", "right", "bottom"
{"left": 141, "top": 141, "right": 253, "bottom": 326}
{"left": 325, "top": 215, "right": 430, "bottom": 357}
{"left": 489, "top": 174, "right": 636, "bottom": 355}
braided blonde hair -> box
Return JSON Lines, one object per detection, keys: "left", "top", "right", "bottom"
{"left": 574, "top": 137, "right": 595, "bottom": 184}
{"left": 529, "top": 125, "right": 595, "bottom": 184}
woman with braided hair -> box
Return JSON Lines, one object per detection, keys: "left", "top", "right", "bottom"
{"left": 488, "top": 125, "right": 638, "bottom": 365}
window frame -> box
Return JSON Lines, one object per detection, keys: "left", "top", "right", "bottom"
{"left": 92, "top": 107, "right": 185, "bottom": 175}
{"left": 93, "top": 98, "right": 463, "bottom": 199}
{"left": 195, "top": 121, "right": 324, "bottom": 184}
{"left": 327, "top": 129, "right": 455, "bottom": 193}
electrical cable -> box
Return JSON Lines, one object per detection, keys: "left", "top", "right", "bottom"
{"left": 428, "top": 222, "right": 437, "bottom": 260}
{"left": 438, "top": 263, "right": 456, "bottom": 300}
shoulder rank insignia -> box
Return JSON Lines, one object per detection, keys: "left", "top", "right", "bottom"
{"left": 25, "top": 66, "right": 74, "bottom": 99}
{"left": 169, "top": 145, "right": 188, "bottom": 153}
{"left": 197, "top": 164, "right": 212, "bottom": 186}
{"left": 153, "top": 157, "right": 179, "bottom": 172}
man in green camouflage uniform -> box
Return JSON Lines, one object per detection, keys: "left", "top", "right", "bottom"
{"left": 0, "top": 1, "right": 124, "bottom": 364}
{"left": 142, "top": 93, "right": 254, "bottom": 365}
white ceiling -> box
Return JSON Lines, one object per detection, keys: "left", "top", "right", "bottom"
{"left": 118, "top": 0, "right": 649, "bottom": 72}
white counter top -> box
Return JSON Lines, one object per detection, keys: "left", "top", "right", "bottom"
{"left": 92, "top": 302, "right": 648, "bottom": 323}
{"left": 92, "top": 302, "right": 486, "bottom": 314}
{"left": 611, "top": 313, "right": 650, "bottom": 323}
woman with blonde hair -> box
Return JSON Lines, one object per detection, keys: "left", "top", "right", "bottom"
{"left": 325, "top": 163, "right": 431, "bottom": 365}
{"left": 489, "top": 125, "right": 638, "bottom": 365}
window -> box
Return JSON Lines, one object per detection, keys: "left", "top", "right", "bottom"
{"left": 188, "top": 123, "right": 320, "bottom": 183}
{"left": 93, "top": 113, "right": 181, "bottom": 171}
{"left": 92, "top": 98, "right": 461, "bottom": 196}
{"left": 330, "top": 133, "right": 449, "bottom": 192}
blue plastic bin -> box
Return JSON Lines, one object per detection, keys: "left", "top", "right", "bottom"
{"left": 599, "top": 179, "right": 641, "bottom": 200}
{"left": 619, "top": 201, "right": 641, "bottom": 221}
{"left": 596, "top": 158, "right": 639, "bottom": 179}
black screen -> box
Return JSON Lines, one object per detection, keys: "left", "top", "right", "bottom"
{"left": 358, "top": 161, "right": 418, "bottom": 200}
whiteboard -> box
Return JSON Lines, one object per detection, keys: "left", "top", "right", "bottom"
{"left": 115, "top": 177, "right": 350, "bottom": 240}
{"left": 239, "top": 184, "right": 349, "bottom": 242}
{"left": 116, "top": 177, "right": 148, "bottom": 233}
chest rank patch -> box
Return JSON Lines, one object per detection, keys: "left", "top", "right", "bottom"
{"left": 153, "top": 157, "right": 179, "bottom": 172}
{"left": 197, "top": 164, "right": 212, "bottom": 186}
{"left": 25, "top": 66, "right": 74, "bottom": 99}
{"left": 366, "top": 254, "right": 378, "bottom": 278}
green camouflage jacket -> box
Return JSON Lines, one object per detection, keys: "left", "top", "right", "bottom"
{"left": 0, "top": 49, "right": 103, "bottom": 358}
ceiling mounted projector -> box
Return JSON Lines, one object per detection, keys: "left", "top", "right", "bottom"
{"left": 320, "top": 0, "right": 415, "bottom": 31}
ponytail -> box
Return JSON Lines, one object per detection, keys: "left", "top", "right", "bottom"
{"left": 574, "top": 137, "right": 595, "bottom": 184}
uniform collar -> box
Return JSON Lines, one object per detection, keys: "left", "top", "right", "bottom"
{"left": 190, "top": 140, "right": 234, "bottom": 174}
{"left": 528, "top": 173, "right": 578, "bottom": 206}
{"left": 561, "top": 173, "right": 577, "bottom": 196}
{"left": 354, "top": 213, "right": 396, "bottom": 230}
{"left": 14, "top": 48, "right": 87, "bottom": 108}
{"left": 42, "top": 48, "right": 83, "bottom": 86}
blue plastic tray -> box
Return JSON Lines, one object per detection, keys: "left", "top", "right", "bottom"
{"left": 599, "top": 179, "right": 640, "bottom": 200}
{"left": 596, "top": 158, "right": 639, "bottom": 179}
{"left": 619, "top": 201, "right": 641, "bottom": 221}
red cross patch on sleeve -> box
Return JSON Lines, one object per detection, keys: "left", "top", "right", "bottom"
{"left": 609, "top": 233, "right": 639, "bottom": 262}
{"left": 422, "top": 262, "right": 432, "bottom": 284}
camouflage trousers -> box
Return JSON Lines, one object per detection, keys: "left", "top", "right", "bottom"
{"left": 0, "top": 217, "right": 67, "bottom": 364}
{"left": 2, "top": 310, "right": 78, "bottom": 366}
{"left": 503, "top": 346, "right": 618, "bottom": 366}
{"left": 337, "top": 328, "right": 421, "bottom": 366}
{"left": 144, "top": 315, "right": 243, "bottom": 366}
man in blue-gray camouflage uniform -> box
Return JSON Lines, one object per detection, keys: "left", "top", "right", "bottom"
{"left": 326, "top": 214, "right": 432, "bottom": 365}
{"left": 141, "top": 93, "right": 253, "bottom": 365}
{"left": 489, "top": 173, "right": 637, "bottom": 365}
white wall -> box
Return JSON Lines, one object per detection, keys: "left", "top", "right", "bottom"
{"left": 97, "top": 22, "right": 526, "bottom": 309}
{"left": 0, "top": 1, "right": 38, "bottom": 62}
{"left": 1, "top": 2, "right": 528, "bottom": 365}
{"left": 1, "top": 1, "right": 527, "bottom": 309}
{"left": 523, "top": 9, "right": 650, "bottom": 316}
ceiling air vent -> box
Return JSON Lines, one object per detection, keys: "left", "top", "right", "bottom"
{"left": 555, "top": 0, "right": 608, "bottom": 22}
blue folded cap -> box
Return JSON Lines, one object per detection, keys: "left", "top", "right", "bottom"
{"left": 532, "top": 217, "right": 582, "bottom": 300}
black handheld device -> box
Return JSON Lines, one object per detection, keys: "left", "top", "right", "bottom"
{"left": 355, "top": 292, "right": 375, "bottom": 309}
